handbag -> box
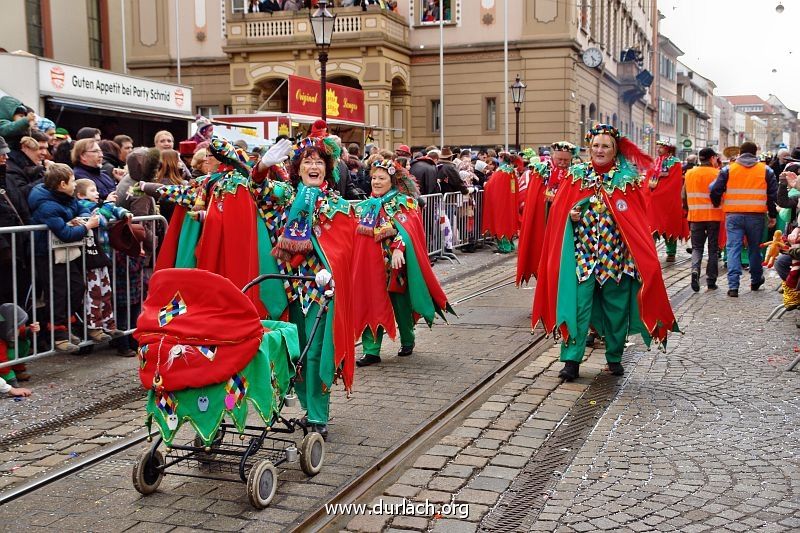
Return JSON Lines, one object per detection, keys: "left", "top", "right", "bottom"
{"left": 109, "top": 217, "right": 146, "bottom": 258}
{"left": 51, "top": 233, "right": 84, "bottom": 264}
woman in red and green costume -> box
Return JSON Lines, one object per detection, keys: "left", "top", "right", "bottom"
{"left": 532, "top": 124, "right": 678, "bottom": 381}
{"left": 482, "top": 152, "right": 522, "bottom": 253}
{"left": 352, "top": 157, "right": 453, "bottom": 367}
{"left": 260, "top": 137, "right": 356, "bottom": 440}
{"left": 647, "top": 140, "right": 689, "bottom": 261}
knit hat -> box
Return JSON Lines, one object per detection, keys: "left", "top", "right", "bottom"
{"left": 36, "top": 117, "right": 56, "bottom": 133}
{"left": 54, "top": 127, "right": 70, "bottom": 140}
{"left": 195, "top": 115, "right": 213, "bottom": 133}
{"left": 474, "top": 160, "right": 488, "bottom": 173}
{"left": 127, "top": 147, "right": 161, "bottom": 183}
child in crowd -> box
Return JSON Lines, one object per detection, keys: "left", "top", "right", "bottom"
{"left": 0, "top": 303, "right": 39, "bottom": 388}
{"left": 28, "top": 163, "right": 99, "bottom": 353}
{"left": 75, "top": 179, "right": 130, "bottom": 343}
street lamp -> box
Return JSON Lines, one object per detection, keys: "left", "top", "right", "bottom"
{"left": 510, "top": 74, "right": 526, "bottom": 151}
{"left": 309, "top": 0, "right": 336, "bottom": 121}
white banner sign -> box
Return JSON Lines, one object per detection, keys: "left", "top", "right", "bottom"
{"left": 38, "top": 60, "right": 193, "bottom": 115}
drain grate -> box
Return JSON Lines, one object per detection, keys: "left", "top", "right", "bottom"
{"left": 480, "top": 363, "right": 630, "bottom": 532}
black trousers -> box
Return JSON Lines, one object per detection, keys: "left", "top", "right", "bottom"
{"left": 39, "top": 258, "right": 84, "bottom": 341}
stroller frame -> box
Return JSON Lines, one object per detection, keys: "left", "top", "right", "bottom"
{"left": 133, "top": 272, "right": 332, "bottom": 508}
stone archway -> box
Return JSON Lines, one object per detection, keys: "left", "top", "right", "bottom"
{"left": 390, "top": 76, "right": 411, "bottom": 148}
{"left": 254, "top": 77, "right": 289, "bottom": 113}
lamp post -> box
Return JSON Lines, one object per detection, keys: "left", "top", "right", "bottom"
{"left": 309, "top": 0, "right": 336, "bottom": 121}
{"left": 510, "top": 74, "right": 526, "bottom": 151}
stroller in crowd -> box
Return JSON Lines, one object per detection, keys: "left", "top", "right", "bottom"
{"left": 131, "top": 268, "right": 333, "bottom": 508}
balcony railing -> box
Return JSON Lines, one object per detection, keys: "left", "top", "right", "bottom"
{"left": 226, "top": 6, "right": 409, "bottom": 50}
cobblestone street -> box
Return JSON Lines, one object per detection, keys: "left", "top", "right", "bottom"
{"left": 2, "top": 248, "right": 799, "bottom": 532}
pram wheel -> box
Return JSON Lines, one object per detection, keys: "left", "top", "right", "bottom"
{"left": 247, "top": 460, "right": 278, "bottom": 509}
{"left": 132, "top": 449, "right": 165, "bottom": 495}
{"left": 300, "top": 432, "right": 325, "bottom": 476}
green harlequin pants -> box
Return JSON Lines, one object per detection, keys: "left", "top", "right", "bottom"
{"left": 496, "top": 237, "right": 515, "bottom": 253}
{"left": 361, "top": 291, "right": 416, "bottom": 356}
{"left": 653, "top": 234, "right": 677, "bottom": 256}
{"left": 560, "top": 275, "right": 637, "bottom": 364}
{"left": 288, "top": 300, "right": 329, "bottom": 425}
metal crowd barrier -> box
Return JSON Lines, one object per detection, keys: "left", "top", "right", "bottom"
{"left": 0, "top": 215, "right": 166, "bottom": 369}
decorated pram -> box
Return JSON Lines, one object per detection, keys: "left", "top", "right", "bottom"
{"left": 131, "top": 268, "right": 332, "bottom": 509}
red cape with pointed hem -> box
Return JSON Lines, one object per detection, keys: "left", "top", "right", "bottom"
{"left": 516, "top": 172, "right": 547, "bottom": 285}
{"left": 532, "top": 175, "right": 677, "bottom": 344}
{"left": 481, "top": 169, "right": 519, "bottom": 239}
{"left": 646, "top": 160, "right": 689, "bottom": 240}
{"left": 155, "top": 205, "right": 188, "bottom": 271}
{"left": 316, "top": 212, "right": 356, "bottom": 392}
{"left": 195, "top": 188, "right": 267, "bottom": 316}
{"left": 397, "top": 207, "right": 449, "bottom": 312}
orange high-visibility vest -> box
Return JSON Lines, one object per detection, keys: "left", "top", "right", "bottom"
{"left": 723, "top": 161, "right": 768, "bottom": 213}
{"left": 685, "top": 166, "right": 724, "bottom": 222}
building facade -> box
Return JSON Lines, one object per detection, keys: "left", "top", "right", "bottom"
{"left": 676, "top": 61, "right": 715, "bottom": 156}
{"left": 222, "top": 0, "right": 659, "bottom": 151}
{"left": 655, "top": 34, "right": 681, "bottom": 146}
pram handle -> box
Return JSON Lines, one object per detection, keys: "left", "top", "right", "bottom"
{"left": 241, "top": 269, "right": 333, "bottom": 294}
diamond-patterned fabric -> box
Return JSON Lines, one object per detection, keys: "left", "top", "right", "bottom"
{"left": 279, "top": 252, "right": 324, "bottom": 315}
{"left": 574, "top": 197, "right": 637, "bottom": 285}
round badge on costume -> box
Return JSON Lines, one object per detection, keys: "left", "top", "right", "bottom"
{"left": 313, "top": 225, "right": 323, "bottom": 237}
{"left": 398, "top": 214, "right": 407, "bottom": 223}
{"left": 616, "top": 199, "right": 628, "bottom": 212}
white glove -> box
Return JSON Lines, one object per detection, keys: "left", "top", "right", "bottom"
{"left": 260, "top": 138, "right": 293, "bottom": 169}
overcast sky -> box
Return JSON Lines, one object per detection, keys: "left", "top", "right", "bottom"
{"left": 658, "top": 0, "right": 799, "bottom": 111}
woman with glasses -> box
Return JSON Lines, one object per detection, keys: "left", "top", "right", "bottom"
{"left": 254, "top": 136, "right": 356, "bottom": 440}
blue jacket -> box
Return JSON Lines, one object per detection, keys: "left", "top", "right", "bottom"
{"left": 28, "top": 184, "right": 88, "bottom": 256}
{"left": 73, "top": 163, "right": 117, "bottom": 201}
{"left": 77, "top": 198, "right": 130, "bottom": 256}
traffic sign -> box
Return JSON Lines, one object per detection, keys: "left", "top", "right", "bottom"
{"left": 682, "top": 138, "right": 693, "bottom": 149}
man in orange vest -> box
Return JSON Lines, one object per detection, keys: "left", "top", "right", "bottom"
{"left": 683, "top": 147, "right": 723, "bottom": 292}
{"left": 710, "top": 141, "right": 778, "bottom": 297}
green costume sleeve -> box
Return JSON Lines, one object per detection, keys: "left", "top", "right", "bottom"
{"left": 395, "top": 224, "right": 440, "bottom": 325}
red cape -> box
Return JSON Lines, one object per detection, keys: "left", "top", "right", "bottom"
{"left": 532, "top": 175, "right": 677, "bottom": 344}
{"left": 481, "top": 169, "right": 519, "bottom": 239}
{"left": 195, "top": 187, "right": 266, "bottom": 316}
{"left": 352, "top": 205, "right": 449, "bottom": 341}
{"left": 316, "top": 211, "right": 356, "bottom": 392}
{"left": 516, "top": 171, "right": 547, "bottom": 285}
{"left": 646, "top": 160, "right": 689, "bottom": 240}
{"left": 155, "top": 205, "right": 188, "bottom": 271}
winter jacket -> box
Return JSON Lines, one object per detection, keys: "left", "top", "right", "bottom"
{"left": 410, "top": 157, "right": 440, "bottom": 196}
{"left": 73, "top": 163, "right": 117, "bottom": 201}
{"left": 5, "top": 150, "right": 43, "bottom": 216}
{"left": 0, "top": 97, "right": 31, "bottom": 147}
{"left": 0, "top": 166, "right": 30, "bottom": 259}
{"left": 101, "top": 151, "right": 125, "bottom": 179}
{"left": 335, "top": 159, "right": 365, "bottom": 200}
{"left": 28, "top": 184, "right": 88, "bottom": 256}
{"left": 437, "top": 161, "right": 468, "bottom": 195}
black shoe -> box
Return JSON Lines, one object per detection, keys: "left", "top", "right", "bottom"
{"left": 558, "top": 361, "right": 580, "bottom": 381}
{"left": 666, "top": 255, "right": 676, "bottom": 262}
{"left": 607, "top": 362, "right": 625, "bottom": 376}
{"left": 707, "top": 282, "right": 718, "bottom": 290}
{"left": 691, "top": 271, "right": 700, "bottom": 292}
{"left": 585, "top": 333, "right": 597, "bottom": 347}
{"left": 356, "top": 354, "right": 381, "bottom": 367}
{"left": 751, "top": 277, "right": 765, "bottom": 291}
{"left": 397, "top": 344, "right": 414, "bottom": 357}
{"left": 311, "top": 424, "right": 328, "bottom": 441}
{"left": 727, "top": 289, "right": 738, "bottom": 297}
{"left": 462, "top": 246, "right": 476, "bottom": 253}
{"left": 686, "top": 247, "right": 693, "bottom": 254}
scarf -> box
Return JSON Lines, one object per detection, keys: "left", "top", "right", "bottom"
{"left": 357, "top": 189, "right": 398, "bottom": 241}
{"left": 273, "top": 181, "right": 325, "bottom": 261}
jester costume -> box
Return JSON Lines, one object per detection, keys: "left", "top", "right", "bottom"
{"left": 262, "top": 136, "right": 356, "bottom": 432}
{"left": 647, "top": 142, "right": 689, "bottom": 258}
{"left": 352, "top": 161, "right": 453, "bottom": 365}
{"left": 517, "top": 143, "right": 575, "bottom": 284}
{"left": 532, "top": 124, "right": 678, "bottom": 379}
{"left": 482, "top": 155, "right": 522, "bottom": 253}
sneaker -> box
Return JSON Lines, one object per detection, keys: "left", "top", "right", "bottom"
{"left": 397, "top": 344, "right": 414, "bottom": 357}
{"left": 691, "top": 271, "right": 700, "bottom": 292}
{"left": 356, "top": 354, "right": 381, "bottom": 367}
{"left": 104, "top": 329, "right": 126, "bottom": 339}
{"left": 607, "top": 362, "right": 625, "bottom": 376}
{"left": 727, "top": 289, "right": 738, "bottom": 298}
{"left": 88, "top": 329, "right": 112, "bottom": 343}
{"left": 70, "top": 333, "right": 81, "bottom": 345}
{"left": 666, "top": 255, "right": 676, "bottom": 262}
{"left": 55, "top": 340, "right": 80, "bottom": 353}
{"left": 558, "top": 361, "right": 580, "bottom": 381}
{"left": 751, "top": 277, "right": 765, "bottom": 291}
